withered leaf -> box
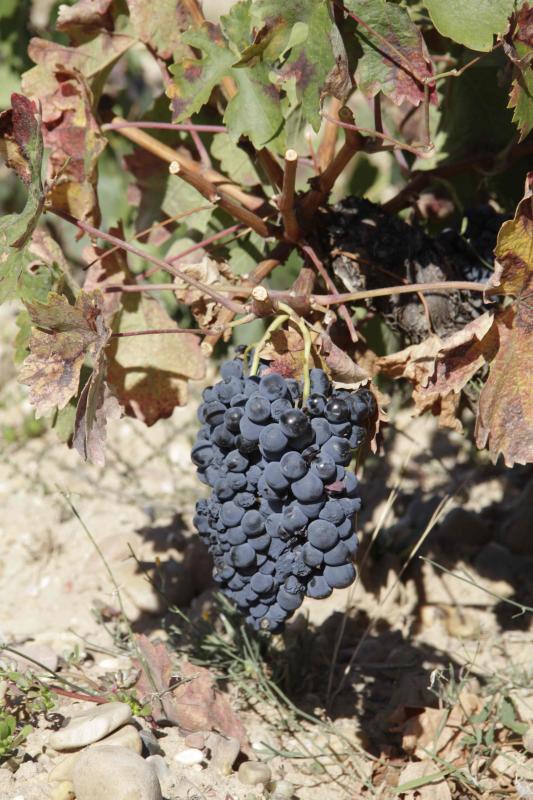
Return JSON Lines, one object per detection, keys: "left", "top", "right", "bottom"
{"left": 134, "top": 636, "right": 248, "bottom": 747}
{"left": 19, "top": 291, "right": 110, "bottom": 417}
{"left": 476, "top": 176, "right": 533, "bottom": 465}
{"left": 73, "top": 361, "right": 121, "bottom": 467}
{"left": 172, "top": 257, "right": 238, "bottom": 331}
{"left": 106, "top": 292, "right": 206, "bottom": 426}
{"left": 319, "top": 332, "right": 369, "bottom": 385}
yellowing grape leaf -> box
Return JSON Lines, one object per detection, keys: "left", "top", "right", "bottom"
{"left": 19, "top": 291, "right": 110, "bottom": 417}
{"left": 475, "top": 175, "right": 533, "bottom": 465}
{"left": 346, "top": 0, "right": 436, "bottom": 107}
{"left": 106, "top": 293, "right": 206, "bottom": 426}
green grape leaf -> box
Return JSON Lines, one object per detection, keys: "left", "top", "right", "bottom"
{"left": 345, "top": 0, "right": 436, "bottom": 107}
{"left": 505, "top": 3, "right": 533, "bottom": 141}
{"left": 238, "top": 0, "right": 337, "bottom": 129}
{"left": 169, "top": 15, "right": 284, "bottom": 149}
{"left": 425, "top": 0, "right": 515, "bottom": 51}
{"left": 126, "top": 0, "right": 192, "bottom": 60}
{"left": 210, "top": 134, "right": 261, "bottom": 186}
{"left": 0, "top": 93, "right": 47, "bottom": 304}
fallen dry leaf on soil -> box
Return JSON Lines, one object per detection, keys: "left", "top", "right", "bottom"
{"left": 134, "top": 635, "right": 248, "bottom": 747}
{"left": 396, "top": 759, "right": 452, "bottom": 800}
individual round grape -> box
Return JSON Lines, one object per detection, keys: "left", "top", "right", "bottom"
{"left": 349, "top": 426, "right": 366, "bottom": 448}
{"left": 265, "top": 514, "right": 283, "bottom": 538}
{"left": 299, "top": 498, "right": 326, "bottom": 519}
{"left": 249, "top": 533, "right": 271, "bottom": 551}
{"left": 302, "top": 542, "right": 323, "bottom": 567}
{"left": 224, "top": 407, "right": 244, "bottom": 433}
{"left": 284, "top": 575, "right": 303, "bottom": 595}
{"left": 282, "top": 504, "right": 307, "bottom": 533}
{"left": 292, "top": 472, "right": 325, "bottom": 503}
{"left": 230, "top": 393, "right": 248, "bottom": 407}
{"left": 323, "top": 562, "right": 356, "bottom": 588}
{"left": 264, "top": 462, "right": 290, "bottom": 492}
{"left": 226, "top": 527, "right": 247, "bottom": 545}
{"left": 325, "top": 396, "right": 350, "bottom": 423}
{"left": 224, "top": 450, "right": 248, "bottom": 472}
{"left": 309, "top": 368, "right": 330, "bottom": 396}
{"left": 268, "top": 603, "right": 288, "bottom": 624}
{"left": 251, "top": 572, "right": 274, "bottom": 594}
{"left": 259, "top": 424, "right": 289, "bottom": 458}
{"left": 280, "top": 451, "right": 307, "bottom": 481}
{"left": 257, "top": 474, "right": 286, "bottom": 500}
{"left": 277, "top": 587, "right": 303, "bottom": 611}
{"left": 312, "top": 454, "right": 337, "bottom": 481}
{"left": 234, "top": 492, "right": 255, "bottom": 508}
{"left": 221, "top": 360, "right": 243, "bottom": 380}
{"left": 239, "top": 415, "right": 264, "bottom": 443}
{"left": 231, "top": 543, "right": 256, "bottom": 569}
{"left": 339, "top": 497, "right": 362, "bottom": 515}
{"left": 216, "top": 378, "right": 242, "bottom": 404}
{"left": 260, "top": 497, "right": 283, "bottom": 515}
{"left": 228, "top": 472, "right": 247, "bottom": 491}
{"left": 220, "top": 501, "right": 244, "bottom": 527}
{"left": 287, "top": 428, "right": 314, "bottom": 451}
{"left": 204, "top": 401, "right": 226, "bottom": 427}
{"left": 268, "top": 537, "right": 288, "bottom": 559}
{"left": 245, "top": 393, "right": 272, "bottom": 423}
{"left": 241, "top": 509, "right": 265, "bottom": 536}
{"left": 307, "top": 519, "right": 339, "bottom": 551}
{"left": 311, "top": 417, "right": 332, "bottom": 446}
{"left": 343, "top": 470, "right": 358, "bottom": 496}
{"left": 338, "top": 518, "right": 353, "bottom": 538}
{"left": 271, "top": 397, "right": 293, "bottom": 421}
{"left": 306, "top": 575, "right": 332, "bottom": 599}
{"left": 344, "top": 533, "right": 358, "bottom": 556}
{"left": 323, "top": 436, "right": 353, "bottom": 464}
{"left": 191, "top": 442, "right": 215, "bottom": 468}
{"left": 285, "top": 379, "right": 300, "bottom": 401}
{"left": 246, "top": 464, "right": 263, "bottom": 486}
{"left": 250, "top": 602, "right": 269, "bottom": 619}
{"left": 329, "top": 421, "right": 351, "bottom": 438}
{"left": 323, "top": 540, "right": 350, "bottom": 566}
{"left": 259, "top": 560, "right": 276, "bottom": 575}
{"left": 319, "top": 499, "right": 345, "bottom": 525}
{"left": 214, "top": 479, "right": 235, "bottom": 502}
{"left": 243, "top": 376, "right": 260, "bottom": 396}
{"left": 202, "top": 387, "right": 217, "bottom": 404}
{"left": 259, "top": 372, "right": 287, "bottom": 400}
{"left": 279, "top": 409, "right": 311, "bottom": 438}
{"left": 306, "top": 393, "right": 326, "bottom": 416}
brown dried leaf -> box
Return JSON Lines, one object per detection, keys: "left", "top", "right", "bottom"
{"left": 19, "top": 291, "right": 109, "bottom": 417}
{"left": 134, "top": 636, "right": 248, "bottom": 747}
{"left": 396, "top": 760, "right": 452, "bottom": 800}
{"left": 72, "top": 362, "right": 121, "bottom": 466}
{"left": 106, "top": 293, "right": 206, "bottom": 426}
{"left": 475, "top": 306, "right": 533, "bottom": 466}
{"left": 475, "top": 176, "right": 533, "bottom": 465}
{"left": 172, "top": 257, "right": 237, "bottom": 330}
{"left": 56, "top": 0, "right": 114, "bottom": 38}
{"left": 0, "top": 94, "right": 40, "bottom": 186}
{"left": 319, "top": 332, "right": 370, "bottom": 386}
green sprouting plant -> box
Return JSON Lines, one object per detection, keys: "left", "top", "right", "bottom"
{"left": 0, "top": 714, "right": 32, "bottom": 765}
{"left": 0, "top": 667, "right": 57, "bottom": 722}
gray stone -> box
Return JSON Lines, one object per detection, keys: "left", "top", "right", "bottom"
{"left": 48, "top": 724, "right": 142, "bottom": 783}
{"left": 73, "top": 745, "right": 162, "bottom": 800}
{"left": 49, "top": 702, "right": 132, "bottom": 751}
{"left": 206, "top": 732, "right": 240, "bottom": 774}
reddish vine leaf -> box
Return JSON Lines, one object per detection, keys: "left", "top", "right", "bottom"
{"left": 21, "top": 25, "right": 133, "bottom": 224}
{"left": 475, "top": 175, "right": 533, "bottom": 465}
{"left": 18, "top": 290, "right": 110, "bottom": 417}
{"left": 504, "top": 3, "right": 533, "bottom": 141}
{"left": 56, "top": 0, "right": 115, "bottom": 38}
{"left": 134, "top": 636, "right": 248, "bottom": 747}
{"left": 345, "top": 0, "right": 436, "bottom": 107}
{"left": 106, "top": 293, "right": 206, "bottom": 426}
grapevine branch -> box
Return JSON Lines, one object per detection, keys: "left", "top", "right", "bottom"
{"left": 278, "top": 149, "right": 300, "bottom": 242}
{"left": 102, "top": 121, "right": 227, "bottom": 133}
{"left": 300, "top": 243, "right": 358, "bottom": 342}
{"left": 51, "top": 210, "right": 246, "bottom": 315}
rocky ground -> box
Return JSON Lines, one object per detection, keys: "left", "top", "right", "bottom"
{"left": 0, "top": 303, "right": 532, "bottom": 800}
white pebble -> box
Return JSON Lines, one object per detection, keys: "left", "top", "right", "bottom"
{"left": 174, "top": 748, "right": 204, "bottom": 766}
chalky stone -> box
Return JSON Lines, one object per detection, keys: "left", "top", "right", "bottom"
{"left": 73, "top": 746, "right": 162, "bottom": 800}
{"left": 48, "top": 725, "right": 142, "bottom": 784}
{"left": 238, "top": 760, "right": 272, "bottom": 786}
{"left": 49, "top": 702, "right": 132, "bottom": 751}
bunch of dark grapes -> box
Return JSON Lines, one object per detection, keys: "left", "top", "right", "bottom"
{"left": 191, "top": 358, "right": 375, "bottom": 632}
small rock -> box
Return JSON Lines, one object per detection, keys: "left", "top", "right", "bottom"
{"left": 206, "top": 732, "right": 240, "bottom": 774}
{"left": 269, "top": 779, "right": 295, "bottom": 799}
{"left": 238, "top": 761, "right": 272, "bottom": 786}
{"left": 523, "top": 726, "right": 533, "bottom": 754}
{"left": 49, "top": 782, "right": 75, "bottom": 800}
{"left": 184, "top": 732, "right": 206, "bottom": 750}
{"left": 146, "top": 755, "right": 170, "bottom": 783}
{"left": 174, "top": 747, "right": 204, "bottom": 766}
{"left": 49, "top": 702, "right": 132, "bottom": 751}
{"left": 73, "top": 745, "right": 162, "bottom": 800}
{"left": 1, "top": 642, "right": 58, "bottom": 673}
{"left": 48, "top": 724, "right": 142, "bottom": 783}
{"left": 139, "top": 728, "right": 165, "bottom": 756}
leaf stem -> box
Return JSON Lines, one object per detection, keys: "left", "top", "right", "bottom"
{"left": 321, "top": 111, "right": 434, "bottom": 158}
{"left": 249, "top": 314, "right": 290, "bottom": 376}
{"left": 51, "top": 210, "right": 246, "bottom": 314}
{"left": 102, "top": 121, "right": 227, "bottom": 133}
